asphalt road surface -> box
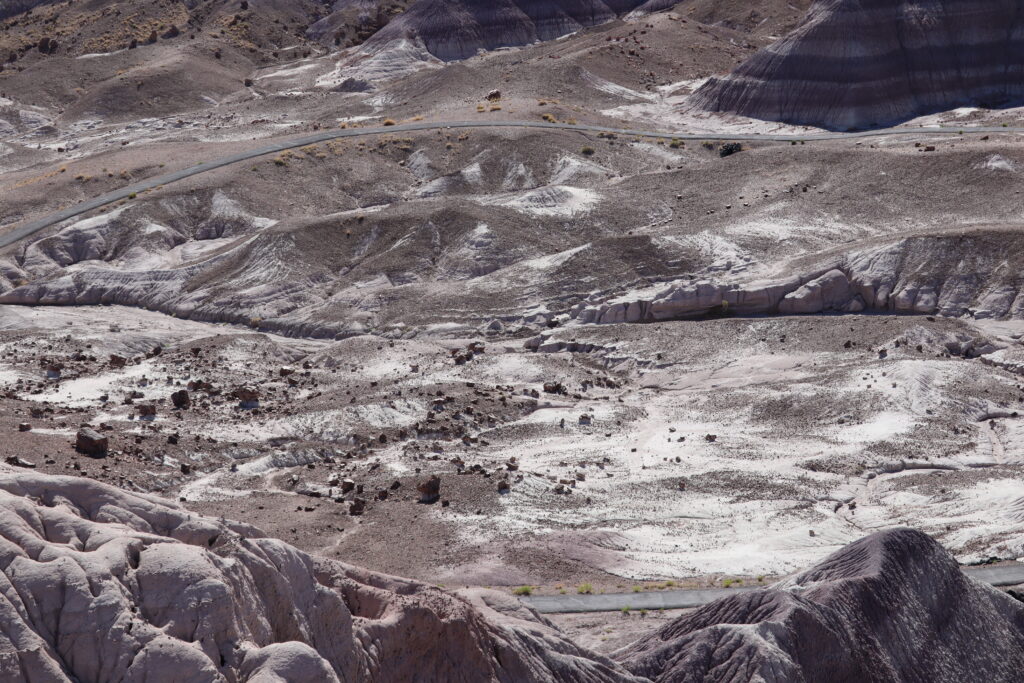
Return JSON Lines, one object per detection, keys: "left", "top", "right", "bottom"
{"left": 523, "top": 562, "right": 1024, "bottom": 613}
{"left": 2, "top": 119, "right": 1021, "bottom": 250}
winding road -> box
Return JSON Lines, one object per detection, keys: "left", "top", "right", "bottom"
{"left": 2, "top": 119, "right": 1020, "bottom": 250}
{"left": 522, "top": 563, "right": 1024, "bottom": 613}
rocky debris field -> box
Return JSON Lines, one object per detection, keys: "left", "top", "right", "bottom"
{"left": 4, "top": 0, "right": 1024, "bottom": 593}
{"left": 6, "top": 302, "right": 1024, "bottom": 593}
{"left": 2, "top": 470, "right": 1021, "bottom": 682}
{"left": 6, "top": 0, "right": 1024, "bottom": 679}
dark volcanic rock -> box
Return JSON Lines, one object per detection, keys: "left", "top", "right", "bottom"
{"left": 691, "top": 0, "right": 1024, "bottom": 130}
{"left": 616, "top": 528, "right": 1024, "bottom": 682}
{"left": 362, "top": 0, "right": 678, "bottom": 61}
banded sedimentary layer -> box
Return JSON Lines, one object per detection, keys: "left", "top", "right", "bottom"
{"left": 616, "top": 528, "right": 1024, "bottom": 682}
{"left": 361, "top": 0, "right": 677, "bottom": 61}
{"left": 691, "top": 0, "right": 1024, "bottom": 130}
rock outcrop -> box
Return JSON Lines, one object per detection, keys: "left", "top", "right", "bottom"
{"left": 690, "top": 0, "right": 1024, "bottom": 130}
{"left": 575, "top": 230, "right": 1024, "bottom": 324}
{"left": 0, "top": 470, "right": 639, "bottom": 682}
{"left": 359, "top": 0, "right": 677, "bottom": 61}
{"left": 616, "top": 528, "right": 1024, "bottom": 682}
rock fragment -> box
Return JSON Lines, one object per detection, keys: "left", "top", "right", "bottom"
{"left": 417, "top": 475, "right": 441, "bottom": 503}
{"left": 76, "top": 428, "right": 108, "bottom": 456}
{"left": 171, "top": 389, "right": 190, "bottom": 409}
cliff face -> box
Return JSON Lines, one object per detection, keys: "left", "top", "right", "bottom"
{"left": 360, "top": 0, "right": 677, "bottom": 61}
{"left": 616, "top": 528, "right": 1024, "bottom": 682}
{"left": 690, "top": 0, "right": 1024, "bottom": 130}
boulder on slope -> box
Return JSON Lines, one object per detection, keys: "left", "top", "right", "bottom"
{"left": 615, "top": 527, "right": 1024, "bottom": 682}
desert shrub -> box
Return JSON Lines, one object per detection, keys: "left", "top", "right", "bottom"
{"left": 513, "top": 586, "right": 533, "bottom": 596}
{"left": 719, "top": 142, "right": 742, "bottom": 157}
{"left": 581, "top": 146, "right": 595, "bottom": 156}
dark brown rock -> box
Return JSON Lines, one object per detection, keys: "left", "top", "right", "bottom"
{"left": 76, "top": 428, "right": 108, "bottom": 456}
{"left": 234, "top": 385, "right": 260, "bottom": 408}
{"left": 171, "top": 389, "right": 190, "bottom": 409}
{"left": 417, "top": 474, "right": 441, "bottom": 503}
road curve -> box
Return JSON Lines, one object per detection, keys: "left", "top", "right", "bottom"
{"left": 521, "top": 562, "right": 1024, "bottom": 613}
{"left": 2, "top": 119, "right": 1021, "bottom": 250}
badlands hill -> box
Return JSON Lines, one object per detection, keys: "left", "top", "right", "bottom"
{"left": 691, "top": 0, "right": 1024, "bottom": 130}
{"left": 2, "top": 469, "right": 1020, "bottom": 683}
{"left": 358, "top": 0, "right": 678, "bottom": 61}
{"left": 618, "top": 528, "right": 1024, "bottom": 681}
{"left": 0, "top": 470, "right": 640, "bottom": 682}
{"left": 7, "top": 0, "right": 1024, "bottom": 680}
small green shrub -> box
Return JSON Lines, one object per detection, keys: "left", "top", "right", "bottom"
{"left": 719, "top": 142, "right": 742, "bottom": 157}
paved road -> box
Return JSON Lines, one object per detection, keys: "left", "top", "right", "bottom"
{"left": 2, "top": 119, "right": 1022, "bottom": 250}
{"left": 523, "top": 563, "right": 1024, "bottom": 613}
